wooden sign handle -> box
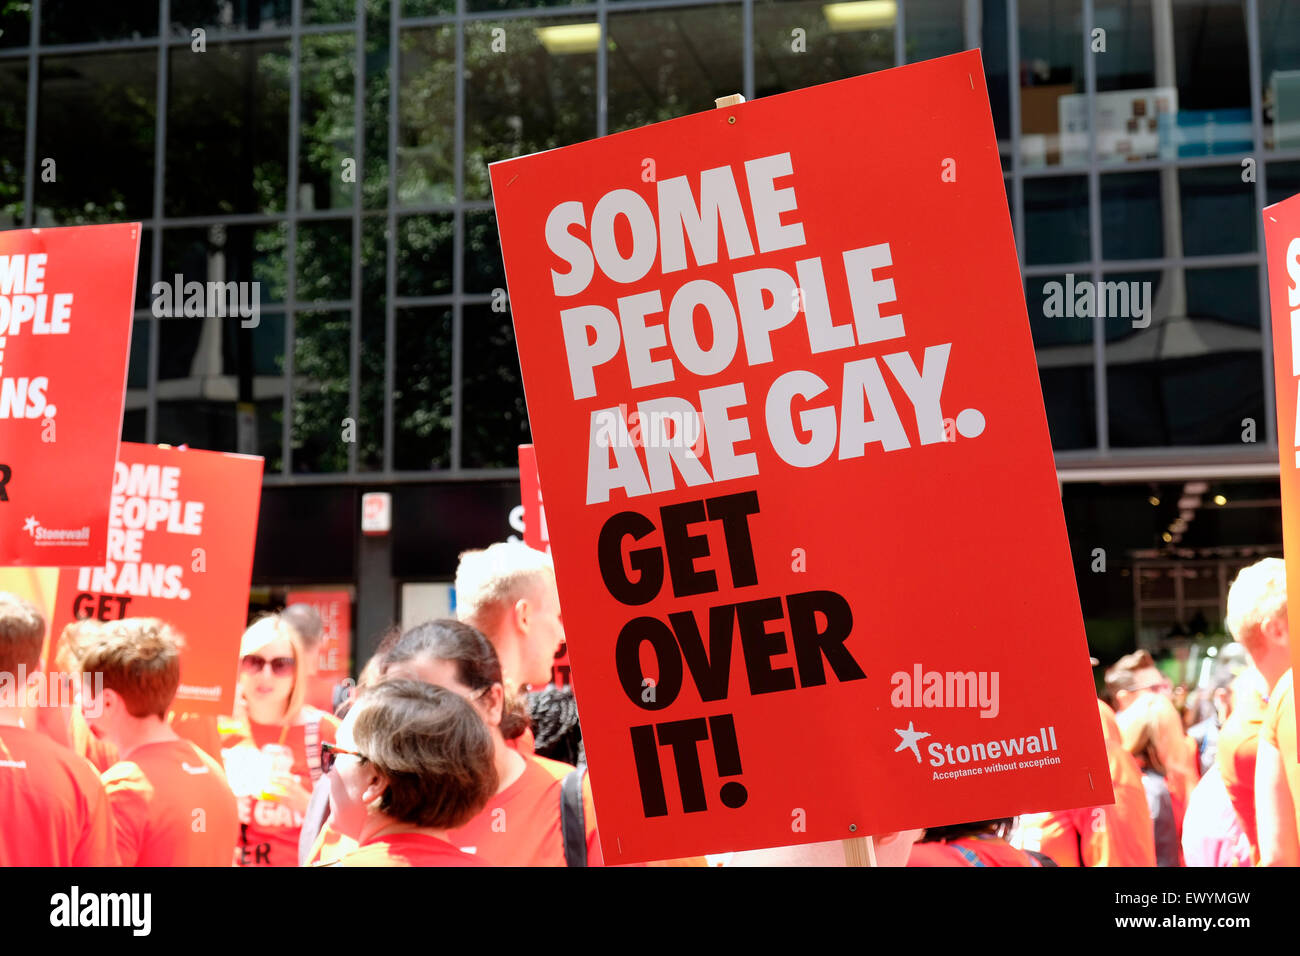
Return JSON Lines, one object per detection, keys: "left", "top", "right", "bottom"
{"left": 841, "top": 835, "right": 878, "bottom": 867}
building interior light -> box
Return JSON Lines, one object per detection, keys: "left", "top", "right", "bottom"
{"left": 1214, "top": 494, "right": 1227, "bottom": 505}
{"left": 1148, "top": 496, "right": 1160, "bottom": 506}
{"left": 823, "top": 0, "right": 897, "bottom": 32}
{"left": 535, "top": 23, "right": 601, "bottom": 55}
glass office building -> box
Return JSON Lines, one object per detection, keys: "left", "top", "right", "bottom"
{"left": 2, "top": 0, "right": 1294, "bottom": 670}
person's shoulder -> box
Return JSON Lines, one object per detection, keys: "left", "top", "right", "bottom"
{"left": 101, "top": 757, "right": 149, "bottom": 791}
{"left": 176, "top": 739, "right": 234, "bottom": 784}
{"left": 1264, "top": 672, "right": 1295, "bottom": 729}
{"left": 341, "top": 838, "right": 485, "bottom": 867}
{"left": 1274, "top": 670, "right": 1295, "bottom": 706}
{"left": 11, "top": 727, "right": 106, "bottom": 791}
{"left": 301, "top": 706, "right": 340, "bottom": 739}
{"left": 527, "top": 754, "right": 578, "bottom": 783}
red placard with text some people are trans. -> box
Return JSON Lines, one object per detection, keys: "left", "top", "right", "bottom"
{"left": 0, "top": 223, "right": 140, "bottom": 567}
{"left": 1264, "top": 194, "right": 1300, "bottom": 753}
{"left": 490, "top": 51, "right": 1111, "bottom": 864}
{"left": 50, "top": 443, "right": 264, "bottom": 716}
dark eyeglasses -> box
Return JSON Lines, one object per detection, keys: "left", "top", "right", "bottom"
{"left": 320, "top": 740, "right": 366, "bottom": 774}
{"left": 240, "top": 654, "right": 295, "bottom": 677}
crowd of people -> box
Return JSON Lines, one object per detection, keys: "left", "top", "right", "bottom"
{"left": 2, "top": 545, "right": 1299, "bottom": 867}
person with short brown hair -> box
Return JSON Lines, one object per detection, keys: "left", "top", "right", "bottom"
{"left": 0, "top": 592, "right": 117, "bottom": 866}
{"left": 78, "top": 618, "right": 240, "bottom": 866}
{"left": 33, "top": 618, "right": 119, "bottom": 772}
{"left": 1105, "top": 650, "right": 1169, "bottom": 711}
{"left": 324, "top": 679, "right": 496, "bottom": 866}
{"left": 1107, "top": 651, "right": 1200, "bottom": 837}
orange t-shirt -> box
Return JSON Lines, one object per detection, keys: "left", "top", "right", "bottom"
{"left": 1262, "top": 671, "right": 1300, "bottom": 838}
{"left": 170, "top": 712, "right": 224, "bottom": 762}
{"left": 909, "top": 835, "right": 1044, "bottom": 867}
{"left": 0, "top": 724, "right": 118, "bottom": 866}
{"left": 1025, "top": 701, "right": 1155, "bottom": 867}
{"left": 448, "top": 754, "right": 602, "bottom": 866}
{"left": 221, "top": 708, "right": 339, "bottom": 868}
{"left": 306, "top": 822, "right": 355, "bottom": 866}
{"left": 335, "top": 831, "right": 486, "bottom": 867}
{"left": 1216, "top": 681, "right": 1268, "bottom": 858}
{"left": 102, "top": 738, "right": 240, "bottom": 866}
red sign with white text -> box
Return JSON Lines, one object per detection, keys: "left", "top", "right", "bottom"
{"left": 51, "top": 443, "right": 263, "bottom": 715}
{"left": 491, "top": 51, "right": 1110, "bottom": 863}
{"left": 520, "top": 443, "right": 569, "bottom": 687}
{"left": 1263, "top": 194, "right": 1300, "bottom": 753}
{"left": 286, "top": 589, "right": 352, "bottom": 712}
{"left": 0, "top": 223, "right": 140, "bottom": 566}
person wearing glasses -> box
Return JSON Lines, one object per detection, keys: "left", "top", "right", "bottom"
{"left": 221, "top": 614, "right": 339, "bottom": 867}
{"left": 305, "top": 619, "right": 602, "bottom": 866}
{"left": 320, "top": 679, "right": 497, "bottom": 867}
{"left": 1107, "top": 649, "right": 1200, "bottom": 844}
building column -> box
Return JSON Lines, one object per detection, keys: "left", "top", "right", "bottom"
{"left": 355, "top": 512, "right": 396, "bottom": 672}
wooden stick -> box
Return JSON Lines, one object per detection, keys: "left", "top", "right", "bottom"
{"left": 841, "top": 835, "right": 878, "bottom": 866}
{"left": 714, "top": 94, "right": 746, "bottom": 108}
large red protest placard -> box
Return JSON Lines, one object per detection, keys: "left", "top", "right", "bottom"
{"left": 520, "top": 443, "right": 571, "bottom": 686}
{"left": 0, "top": 223, "right": 140, "bottom": 566}
{"left": 491, "top": 50, "right": 1111, "bottom": 863}
{"left": 1264, "top": 194, "right": 1300, "bottom": 752}
{"left": 51, "top": 443, "right": 263, "bottom": 715}
{"left": 286, "top": 589, "right": 352, "bottom": 712}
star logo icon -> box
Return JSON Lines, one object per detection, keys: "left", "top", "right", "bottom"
{"left": 894, "top": 721, "right": 931, "bottom": 763}
{"left": 22, "top": 516, "right": 38, "bottom": 535}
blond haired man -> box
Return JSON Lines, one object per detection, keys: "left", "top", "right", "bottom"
{"left": 454, "top": 541, "right": 565, "bottom": 694}
{"left": 1220, "top": 558, "right": 1295, "bottom": 865}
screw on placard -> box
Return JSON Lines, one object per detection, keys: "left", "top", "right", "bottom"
{"left": 715, "top": 94, "right": 744, "bottom": 125}
{"left": 849, "top": 824, "right": 857, "bottom": 832}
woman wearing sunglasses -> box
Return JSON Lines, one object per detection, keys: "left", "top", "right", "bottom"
{"left": 221, "top": 614, "right": 340, "bottom": 867}
{"left": 306, "top": 619, "right": 601, "bottom": 866}
{"left": 319, "top": 679, "right": 496, "bottom": 866}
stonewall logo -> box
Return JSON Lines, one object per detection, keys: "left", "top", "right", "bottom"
{"left": 22, "top": 515, "right": 90, "bottom": 546}
{"left": 894, "top": 723, "right": 1062, "bottom": 781}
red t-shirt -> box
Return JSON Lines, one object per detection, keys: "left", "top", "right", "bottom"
{"left": 220, "top": 708, "right": 339, "bottom": 868}
{"left": 1024, "top": 701, "right": 1156, "bottom": 867}
{"left": 102, "top": 738, "right": 240, "bottom": 866}
{"left": 909, "top": 836, "right": 1045, "bottom": 867}
{"left": 1262, "top": 671, "right": 1300, "bottom": 840}
{"left": 0, "top": 724, "right": 118, "bottom": 866}
{"left": 448, "top": 754, "right": 602, "bottom": 866}
{"left": 1216, "top": 681, "right": 1268, "bottom": 859}
{"left": 336, "top": 831, "right": 486, "bottom": 867}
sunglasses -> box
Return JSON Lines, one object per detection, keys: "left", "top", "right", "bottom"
{"left": 320, "top": 740, "right": 366, "bottom": 774}
{"left": 240, "top": 654, "right": 295, "bottom": 677}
